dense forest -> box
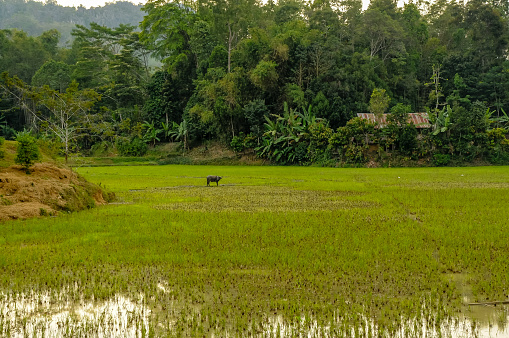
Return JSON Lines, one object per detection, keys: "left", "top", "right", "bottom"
{"left": 0, "top": 0, "right": 144, "bottom": 44}
{"left": 1, "top": 0, "right": 509, "bottom": 166}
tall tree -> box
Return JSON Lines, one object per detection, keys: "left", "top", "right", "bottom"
{"left": 199, "top": 0, "right": 262, "bottom": 73}
{"left": 1, "top": 74, "right": 100, "bottom": 162}
{"left": 32, "top": 60, "right": 71, "bottom": 93}
{"left": 140, "top": 1, "right": 198, "bottom": 69}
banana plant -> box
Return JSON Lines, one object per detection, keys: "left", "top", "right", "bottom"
{"left": 142, "top": 121, "right": 162, "bottom": 147}
{"left": 489, "top": 108, "right": 509, "bottom": 129}
{"left": 161, "top": 121, "right": 172, "bottom": 141}
{"left": 169, "top": 120, "right": 189, "bottom": 151}
{"left": 256, "top": 102, "right": 321, "bottom": 164}
{"left": 431, "top": 105, "right": 452, "bottom": 136}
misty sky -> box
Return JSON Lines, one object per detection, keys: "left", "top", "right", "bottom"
{"left": 39, "top": 0, "right": 376, "bottom": 10}
{"left": 46, "top": 0, "right": 143, "bottom": 8}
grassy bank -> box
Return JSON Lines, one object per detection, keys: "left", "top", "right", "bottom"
{"left": 1, "top": 165, "right": 508, "bottom": 336}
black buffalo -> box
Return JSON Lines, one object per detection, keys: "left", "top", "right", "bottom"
{"left": 206, "top": 175, "right": 222, "bottom": 186}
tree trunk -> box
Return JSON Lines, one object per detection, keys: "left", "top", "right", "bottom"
{"left": 227, "top": 22, "right": 236, "bottom": 73}
{"left": 231, "top": 115, "right": 235, "bottom": 138}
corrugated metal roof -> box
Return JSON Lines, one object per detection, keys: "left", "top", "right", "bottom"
{"left": 356, "top": 113, "right": 430, "bottom": 128}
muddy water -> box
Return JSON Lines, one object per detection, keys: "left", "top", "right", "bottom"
{"left": 1, "top": 286, "right": 508, "bottom": 337}
{"left": 448, "top": 273, "right": 509, "bottom": 338}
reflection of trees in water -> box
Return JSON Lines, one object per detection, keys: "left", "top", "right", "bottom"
{"left": 0, "top": 289, "right": 150, "bottom": 337}
{"left": 2, "top": 287, "right": 506, "bottom": 337}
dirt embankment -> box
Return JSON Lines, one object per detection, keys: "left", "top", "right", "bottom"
{"left": 0, "top": 163, "right": 113, "bottom": 221}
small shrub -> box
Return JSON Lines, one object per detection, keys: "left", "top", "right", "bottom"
{"left": 488, "top": 145, "right": 509, "bottom": 165}
{"left": 398, "top": 124, "right": 418, "bottom": 155}
{"left": 432, "top": 153, "right": 451, "bottom": 166}
{"left": 293, "top": 141, "right": 309, "bottom": 164}
{"left": 344, "top": 144, "right": 369, "bottom": 164}
{"left": 243, "top": 133, "right": 258, "bottom": 149}
{"left": 230, "top": 133, "right": 245, "bottom": 153}
{"left": 307, "top": 123, "right": 333, "bottom": 163}
{"left": 487, "top": 128, "right": 509, "bottom": 149}
{"left": 15, "top": 131, "right": 41, "bottom": 173}
{"left": 116, "top": 137, "right": 148, "bottom": 156}
{"left": 89, "top": 141, "right": 112, "bottom": 156}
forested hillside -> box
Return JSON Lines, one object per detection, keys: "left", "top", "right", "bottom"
{"left": 0, "top": 0, "right": 144, "bottom": 44}
{"left": 1, "top": 0, "right": 509, "bottom": 166}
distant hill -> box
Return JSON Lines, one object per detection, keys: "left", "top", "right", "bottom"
{"left": 0, "top": 0, "right": 145, "bottom": 45}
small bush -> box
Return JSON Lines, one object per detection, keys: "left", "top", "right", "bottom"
{"left": 344, "top": 144, "right": 369, "bottom": 164}
{"left": 488, "top": 145, "right": 509, "bottom": 165}
{"left": 230, "top": 133, "right": 245, "bottom": 153}
{"left": 15, "top": 131, "right": 41, "bottom": 173}
{"left": 243, "top": 133, "right": 258, "bottom": 149}
{"left": 89, "top": 141, "right": 112, "bottom": 156}
{"left": 432, "top": 153, "right": 451, "bottom": 166}
{"left": 116, "top": 137, "right": 148, "bottom": 156}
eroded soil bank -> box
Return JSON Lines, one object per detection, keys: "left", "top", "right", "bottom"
{"left": 0, "top": 163, "right": 113, "bottom": 221}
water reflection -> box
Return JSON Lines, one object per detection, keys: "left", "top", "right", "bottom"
{"left": 261, "top": 311, "right": 509, "bottom": 338}
{"left": 0, "top": 289, "right": 150, "bottom": 337}
{"left": 1, "top": 288, "right": 507, "bottom": 337}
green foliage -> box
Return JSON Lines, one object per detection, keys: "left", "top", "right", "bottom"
{"left": 489, "top": 108, "right": 509, "bottom": 129}
{"left": 142, "top": 121, "right": 162, "bottom": 147}
{"left": 432, "top": 153, "right": 451, "bottom": 166}
{"left": 0, "top": 113, "right": 16, "bottom": 139}
{"left": 0, "top": 29, "right": 52, "bottom": 82}
{"left": 31, "top": 60, "right": 71, "bottom": 92}
{"left": 0, "top": 136, "right": 4, "bottom": 159}
{"left": 115, "top": 137, "right": 148, "bottom": 157}
{"left": 369, "top": 88, "right": 390, "bottom": 117}
{"left": 140, "top": 1, "right": 196, "bottom": 67}
{"left": 307, "top": 122, "right": 333, "bottom": 163}
{"left": 397, "top": 124, "right": 418, "bottom": 156}
{"left": 230, "top": 132, "right": 246, "bottom": 153}
{"left": 243, "top": 99, "right": 269, "bottom": 139}
{"left": 488, "top": 145, "right": 509, "bottom": 164}
{"left": 249, "top": 60, "right": 278, "bottom": 91}
{"left": 487, "top": 128, "right": 509, "bottom": 149}
{"left": 36, "top": 135, "right": 62, "bottom": 160}
{"left": 0, "top": 1, "right": 144, "bottom": 45}
{"left": 168, "top": 120, "right": 190, "bottom": 151}
{"left": 256, "top": 103, "right": 319, "bottom": 164}
{"left": 3, "top": 0, "right": 509, "bottom": 167}
{"left": 486, "top": 128, "right": 509, "bottom": 164}
{"left": 430, "top": 105, "right": 452, "bottom": 136}
{"left": 383, "top": 104, "right": 418, "bottom": 156}
{"left": 14, "top": 130, "right": 41, "bottom": 172}
{"left": 330, "top": 117, "right": 377, "bottom": 164}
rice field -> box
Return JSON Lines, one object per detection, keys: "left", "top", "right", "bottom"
{"left": 1, "top": 165, "right": 509, "bottom": 337}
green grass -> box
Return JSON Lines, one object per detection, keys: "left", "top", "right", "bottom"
{"left": 1, "top": 165, "right": 509, "bottom": 336}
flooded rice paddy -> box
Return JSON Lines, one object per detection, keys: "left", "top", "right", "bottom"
{"left": 0, "top": 288, "right": 151, "bottom": 337}
{"left": 1, "top": 288, "right": 507, "bottom": 337}
{"left": 1, "top": 165, "right": 509, "bottom": 337}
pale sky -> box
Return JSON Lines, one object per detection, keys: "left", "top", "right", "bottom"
{"left": 42, "top": 0, "right": 144, "bottom": 8}
{"left": 39, "top": 0, "right": 376, "bottom": 10}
